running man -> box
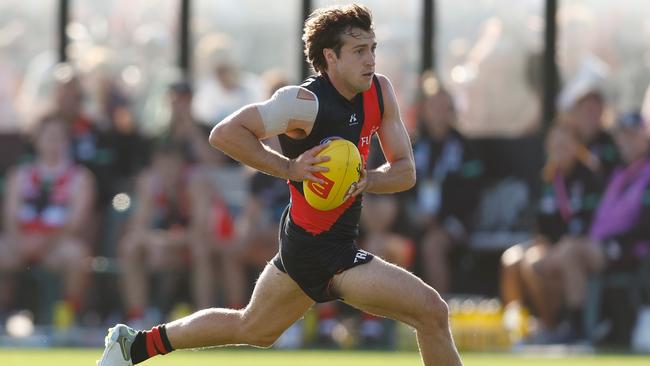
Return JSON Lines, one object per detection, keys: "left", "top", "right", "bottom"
{"left": 98, "top": 4, "right": 463, "bottom": 366}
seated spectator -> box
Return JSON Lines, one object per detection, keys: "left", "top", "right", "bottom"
{"left": 159, "top": 76, "right": 253, "bottom": 312}
{"left": 411, "top": 72, "right": 486, "bottom": 294}
{"left": 499, "top": 124, "right": 605, "bottom": 341}
{"left": 361, "top": 194, "right": 415, "bottom": 270}
{"left": 192, "top": 54, "right": 264, "bottom": 127}
{"left": 158, "top": 80, "right": 207, "bottom": 164}
{"left": 213, "top": 72, "right": 290, "bottom": 308}
{"left": 0, "top": 116, "right": 94, "bottom": 325}
{"left": 51, "top": 67, "right": 110, "bottom": 203}
{"left": 358, "top": 193, "right": 415, "bottom": 345}
{"left": 92, "top": 73, "right": 149, "bottom": 258}
{"left": 221, "top": 166, "right": 289, "bottom": 307}
{"left": 49, "top": 65, "right": 147, "bottom": 257}
{"left": 554, "top": 111, "right": 650, "bottom": 342}
{"left": 95, "top": 73, "right": 148, "bottom": 190}
{"left": 118, "top": 143, "right": 206, "bottom": 326}
{"left": 186, "top": 133, "right": 241, "bottom": 309}
{"left": 557, "top": 56, "right": 619, "bottom": 177}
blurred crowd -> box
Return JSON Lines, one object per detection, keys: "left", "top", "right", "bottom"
{"left": 0, "top": 0, "right": 650, "bottom": 352}
{"left": 0, "top": 51, "right": 648, "bottom": 351}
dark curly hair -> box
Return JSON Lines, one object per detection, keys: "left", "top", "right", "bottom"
{"left": 302, "top": 4, "right": 374, "bottom": 74}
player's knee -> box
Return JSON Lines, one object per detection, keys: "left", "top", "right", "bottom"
{"left": 239, "top": 313, "right": 283, "bottom": 348}
{"left": 416, "top": 289, "right": 450, "bottom": 331}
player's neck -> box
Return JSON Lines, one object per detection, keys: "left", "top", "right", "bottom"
{"left": 324, "top": 72, "right": 357, "bottom": 101}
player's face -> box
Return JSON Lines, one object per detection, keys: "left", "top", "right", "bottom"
{"left": 329, "top": 28, "right": 376, "bottom": 96}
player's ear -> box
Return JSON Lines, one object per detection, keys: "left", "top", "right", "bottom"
{"left": 323, "top": 48, "right": 337, "bottom": 66}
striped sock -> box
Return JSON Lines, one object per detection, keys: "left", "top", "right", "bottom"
{"left": 130, "top": 325, "right": 174, "bottom": 364}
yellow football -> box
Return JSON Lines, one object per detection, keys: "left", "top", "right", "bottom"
{"left": 303, "top": 139, "right": 362, "bottom": 211}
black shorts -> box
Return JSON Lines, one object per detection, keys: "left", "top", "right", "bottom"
{"left": 272, "top": 206, "right": 374, "bottom": 303}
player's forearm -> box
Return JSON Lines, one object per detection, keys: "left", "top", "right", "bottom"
{"left": 365, "top": 158, "right": 416, "bottom": 194}
{"left": 210, "top": 121, "right": 291, "bottom": 180}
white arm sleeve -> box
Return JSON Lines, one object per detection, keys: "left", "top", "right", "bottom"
{"left": 256, "top": 86, "right": 319, "bottom": 138}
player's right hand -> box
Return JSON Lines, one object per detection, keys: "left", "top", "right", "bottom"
{"left": 288, "top": 142, "right": 330, "bottom": 184}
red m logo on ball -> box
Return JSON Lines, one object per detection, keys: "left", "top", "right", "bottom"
{"left": 307, "top": 172, "right": 335, "bottom": 199}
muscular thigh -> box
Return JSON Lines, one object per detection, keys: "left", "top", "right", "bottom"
{"left": 241, "top": 263, "right": 314, "bottom": 335}
{"left": 331, "top": 256, "right": 437, "bottom": 328}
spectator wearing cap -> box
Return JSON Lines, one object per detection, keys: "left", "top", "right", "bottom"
{"left": 500, "top": 124, "right": 606, "bottom": 343}
{"left": 157, "top": 81, "right": 207, "bottom": 164}
{"left": 557, "top": 56, "right": 620, "bottom": 179}
{"left": 531, "top": 111, "right": 650, "bottom": 343}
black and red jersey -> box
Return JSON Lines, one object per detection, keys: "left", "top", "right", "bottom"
{"left": 17, "top": 163, "right": 81, "bottom": 233}
{"left": 278, "top": 74, "right": 384, "bottom": 239}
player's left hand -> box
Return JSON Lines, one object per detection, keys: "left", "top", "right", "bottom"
{"left": 343, "top": 167, "right": 369, "bottom": 201}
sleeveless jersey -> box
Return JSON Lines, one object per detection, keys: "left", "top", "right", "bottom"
{"left": 17, "top": 163, "right": 80, "bottom": 233}
{"left": 150, "top": 166, "right": 235, "bottom": 241}
{"left": 150, "top": 166, "right": 194, "bottom": 230}
{"left": 278, "top": 74, "right": 384, "bottom": 238}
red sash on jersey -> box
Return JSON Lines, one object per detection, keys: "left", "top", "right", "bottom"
{"left": 358, "top": 79, "right": 382, "bottom": 164}
{"left": 290, "top": 79, "right": 383, "bottom": 235}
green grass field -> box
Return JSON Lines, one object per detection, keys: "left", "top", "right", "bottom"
{"left": 1, "top": 349, "right": 649, "bottom": 366}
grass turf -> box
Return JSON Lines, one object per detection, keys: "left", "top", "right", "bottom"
{"left": 1, "top": 348, "right": 649, "bottom": 366}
